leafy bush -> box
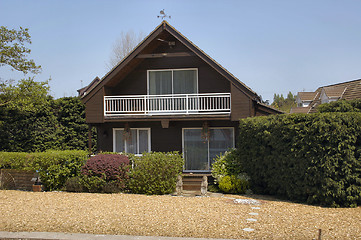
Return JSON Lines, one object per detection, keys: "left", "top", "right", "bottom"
{"left": 238, "top": 112, "right": 361, "bottom": 207}
{"left": 81, "top": 154, "right": 130, "bottom": 191}
{"left": 129, "top": 152, "right": 183, "bottom": 195}
{"left": 0, "top": 150, "right": 88, "bottom": 191}
{"left": 102, "top": 181, "right": 124, "bottom": 193}
{"left": 219, "top": 175, "right": 249, "bottom": 194}
{"left": 80, "top": 175, "right": 106, "bottom": 193}
{"left": 212, "top": 150, "right": 243, "bottom": 184}
{"left": 318, "top": 99, "right": 361, "bottom": 113}
{"left": 65, "top": 176, "right": 84, "bottom": 192}
{"left": 211, "top": 150, "right": 250, "bottom": 194}
{"left": 0, "top": 152, "right": 34, "bottom": 170}
{"left": 31, "top": 150, "right": 88, "bottom": 191}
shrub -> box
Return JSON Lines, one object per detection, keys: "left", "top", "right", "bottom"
{"left": 65, "top": 176, "right": 84, "bottom": 192}
{"left": 218, "top": 175, "right": 249, "bottom": 194}
{"left": 318, "top": 99, "right": 361, "bottom": 113}
{"left": 212, "top": 150, "right": 243, "bottom": 184}
{"left": 0, "top": 152, "right": 34, "bottom": 170}
{"left": 0, "top": 150, "right": 88, "bottom": 191}
{"left": 81, "top": 154, "right": 130, "bottom": 191}
{"left": 238, "top": 112, "right": 361, "bottom": 207}
{"left": 31, "top": 150, "right": 88, "bottom": 191}
{"left": 80, "top": 175, "right": 106, "bottom": 193}
{"left": 102, "top": 181, "right": 123, "bottom": 193}
{"left": 129, "top": 152, "right": 183, "bottom": 195}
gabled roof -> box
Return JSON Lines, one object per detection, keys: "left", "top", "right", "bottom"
{"left": 297, "top": 92, "right": 317, "bottom": 101}
{"left": 81, "top": 21, "right": 260, "bottom": 103}
{"left": 77, "top": 76, "right": 100, "bottom": 97}
{"left": 290, "top": 106, "right": 310, "bottom": 114}
{"left": 293, "top": 78, "right": 361, "bottom": 114}
{"left": 322, "top": 86, "right": 346, "bottom": 98}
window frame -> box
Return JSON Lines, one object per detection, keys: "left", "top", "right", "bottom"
{"left": 113, "top": 128, "right": 151, "bottom": 155}
{"left": 147, "top": 68, "right": 199, "bottom": 95}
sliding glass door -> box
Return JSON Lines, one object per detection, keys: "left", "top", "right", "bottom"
{"left": 148, "top": 69, "right": 197, "bottom": 95}
{"left": 183, "top": 128, "right": 234, "bottom": 171}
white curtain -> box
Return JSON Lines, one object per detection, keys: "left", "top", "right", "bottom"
{"left": 114, "top": 129, "right": 149, "bottom": 154}
{"left": 173, "top": 70, "right": 197, "bottom": 94}
{"left": 209, "top": 128, "right": 234, "bottom": 166}
{"left": 183, "top": 128, "right": 234, "bottom": 171}
{"left": 184, "top": 129, "right": 208, "bottom": 171}
{"left": 149, "top": 71, "right": 172, "bottom": 95}
{"left": 114, "top": 130, "right": 125, "bottom": 152}
{"left": 125, "top": 129, "right": 137, "bottom": 154}
{"left": 138, "top": 130, "right": 149, "bottom": 153}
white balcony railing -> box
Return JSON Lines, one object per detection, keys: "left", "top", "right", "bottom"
{"left": 104, "top": 93, "right": 231, "bottom": 116}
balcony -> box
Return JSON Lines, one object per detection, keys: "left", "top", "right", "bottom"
{"left": 104, "top": 93, "right": 231, "bottom": 117}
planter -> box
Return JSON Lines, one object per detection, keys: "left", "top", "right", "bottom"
{"left": 32, "top": 184, "right": 42, "bottom": 192}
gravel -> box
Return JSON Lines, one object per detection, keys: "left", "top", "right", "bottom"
{"left": 1, "top": 190, "right": 360, "bottom": 239}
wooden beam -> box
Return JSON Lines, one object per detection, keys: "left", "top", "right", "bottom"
{"left": 136, "top": 52, "right": 195, "bottom": 58}
{"left": 88, "top": 124, "right": 92, "bottom": 154}
{"left": 161, "top": 120, "right": 169, "bottom": 128}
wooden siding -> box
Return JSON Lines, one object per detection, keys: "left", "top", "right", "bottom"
{"left": 106, "top": 32, "right": 230, "bottom": 96}
{"left": 96, "top": 120, "right": 239, "bottom": 153}
{"left": 108, "top": 55, "right": 230, "bottom": 95}
{"left": 85, "top": 88, "right": 104, "bottom": 123}
{"left": 231, "top": 83, "right": 251, "bottom": 121}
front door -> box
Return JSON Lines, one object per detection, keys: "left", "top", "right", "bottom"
{"left": 183, "top": 128, "right": 234, "bottom": 172}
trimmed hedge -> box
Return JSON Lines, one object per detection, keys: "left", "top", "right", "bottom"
{"left": 0, "top": 152, "right": 34, "bottom": 170}
{"left": 0, "top": 150, "right": 88, "bottom": 191}
{"left": 237, "top": 113, "right": 361, "bottom": 207}
{"left": 129, "top": 152, "right": 184, "bottom": 195}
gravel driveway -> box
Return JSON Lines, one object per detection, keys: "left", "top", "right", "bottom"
{"left": 0, "top": 190, "right": 360, "bottom": 239}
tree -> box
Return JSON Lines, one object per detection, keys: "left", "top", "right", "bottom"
{"left": 52, "top": 97, "right": 97, "bottom": 151}
{"left": 271, "top": 91, "right": 296, "bottom": 113}
{"left": 0, "top": 26, "right": 41, "bottom": 74}
{"left": 0, "top": 78, "right": 57, "bottom": 152}
{"left": 0, "top": 77, "right": 50, "bottom": 110}
{"left": 107, "top": 30, "right": 144, "bottom": 69}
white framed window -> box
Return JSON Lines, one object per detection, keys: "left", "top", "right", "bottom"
{"left": 182, "top": 127, "right": 235, "bottom": 172}
{"left": 147, "top": 68, "right": 198, "bottom": 95}
{"left": 113, "top": 128, "right": 151, "bottom": 154}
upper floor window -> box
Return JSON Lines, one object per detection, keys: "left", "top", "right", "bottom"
{"left": 148, "top": 68, "right": 198, "bottom": 95}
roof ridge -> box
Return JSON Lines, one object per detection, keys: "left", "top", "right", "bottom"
{"left": 321, "top": 78, "right": 361, "bottom": 88}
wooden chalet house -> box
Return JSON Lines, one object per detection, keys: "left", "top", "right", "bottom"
{"left": 80, "top": 21, "right": 281, "bottom": 173}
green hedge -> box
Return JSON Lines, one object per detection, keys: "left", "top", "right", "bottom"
{"left": 0, "top": 150, "right": 88, "bottom": 191}
{"left": 129, "top": 152, "right": 184, "bottom": 195}
{"left": 238, "top": 113, "right": 361, "bottom": 207}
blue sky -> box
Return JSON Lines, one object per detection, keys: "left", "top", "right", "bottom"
{"left": 1, "top": 0, "right": 361, "bottom": 102}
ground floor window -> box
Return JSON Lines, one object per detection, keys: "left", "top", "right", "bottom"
{"left": 113, "top": 128, "right": 151, "bottom": 154}
{"left": 182, "top": 127, "right": 234, "bottom": 171}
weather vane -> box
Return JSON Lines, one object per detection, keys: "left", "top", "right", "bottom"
{"left": 157, "top": 9, "right": 171, "bottom": 20}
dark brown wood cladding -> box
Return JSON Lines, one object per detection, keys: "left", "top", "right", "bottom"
{"left": 96, "top": 120, "right": 239, "bottom": 153}
{"left": 85, "top": 88, "right": 104, "bottom": 123}
{"left": 231, "top": 83, "right": 251, "bottom": 121}
{"left": 107, "top": 34, "right": 230, "bottom": 95}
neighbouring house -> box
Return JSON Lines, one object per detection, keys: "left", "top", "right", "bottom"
{"left": 291, "top": 78, "right": 361, "bottom": 114}
{"left": 79, "top": 21, "right": 281, "bottom": 173}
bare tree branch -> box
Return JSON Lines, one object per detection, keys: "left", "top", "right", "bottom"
{"left": 106, "top": 31, "right": 144, "bottom": 70}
